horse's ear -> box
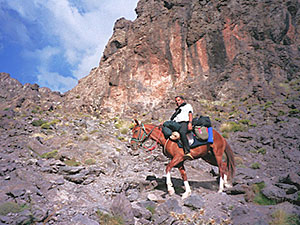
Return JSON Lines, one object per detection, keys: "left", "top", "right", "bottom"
{"left": 133, "top": 119, "right": 139, "bottom": 126}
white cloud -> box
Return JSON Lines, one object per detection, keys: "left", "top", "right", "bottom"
{"left": 1, "top": 0, "right": 138, "bottom": 92}
{"left": 37, "top": 70, "right": 78, "bottom": 93}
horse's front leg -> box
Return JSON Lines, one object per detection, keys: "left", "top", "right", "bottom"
{"left": 178, "top": 163, "right": 191, "bottom": 199}
{"left": 166, "top": 172, "right": 175, "bottom": 195}
{"left": 166, "top": 156, "right": 183, "bottom": 196}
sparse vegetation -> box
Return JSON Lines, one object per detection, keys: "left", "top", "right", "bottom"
{"left": 250, "top": 162, "right": 261, "bottom": 169}
{"left": 271, "top": 209, "right": 300, "bottom": 225}
{"left": 41, "top": 150, "right": 58, "bottom": 159}
{"left": 65, "top": 158, "right": 81, "bottom": 166}
{"left": 264, "top": 101, "right": 273, "bottom": 110}
{"left": 252, "top": 182, "right": 276, "bottom": 205}
{"left": 220, "top": 121, "right": 245, "bottom": 133}
{"left": 0, "top": 202, "right": 29, "bottom": 216}
{"left": 257, "top": 148, "right": 266, "bottom": 155}
{"left": 120, "top": 128, "right": 128, "bottom": 135}
{"left": 96, "top": 211, "right": 124, "bottom": 225}
{"left": 32, "top": 119, "right": 47, "bottom": 127}
{"left": 84, "top": 158, "right": 96, "bottom": 165}
{"left": 146, "top": 206, "right": 156, "bottom": 215}
{"left": 81, "top": 135, "right": 89, "bottom": 141}
{"left": 41, "top": 123, "right": 51, "bottom": 129}
{"left": 289, "top": 109, "right": 299, "bottom": 117}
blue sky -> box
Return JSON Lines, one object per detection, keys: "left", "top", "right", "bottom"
{"left": 0, "top": 0, "right": 138, "bottom": 93}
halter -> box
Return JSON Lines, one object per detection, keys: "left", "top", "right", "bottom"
{"left": 131, "top": 123, "right": 159, "bottom": 151}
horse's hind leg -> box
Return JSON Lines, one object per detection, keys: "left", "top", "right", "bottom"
{"left": 217, "top": 161, "right": 228, "bottom": 193}
{"left": 178, "top": 163, "right": 191, "bottom": 199}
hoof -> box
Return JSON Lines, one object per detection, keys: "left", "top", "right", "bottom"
{"left": 168, "top": 187, "right": 175, "bottom": 196}
{"left": 225, "top": 183, "right": 233, "bottom": 188}
{"left": 182, "top": 191, "right": 191, "bottom": 200}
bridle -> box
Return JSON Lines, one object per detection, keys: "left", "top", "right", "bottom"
{"left": 130, "top": 123, "right": 160, "bottom": 151}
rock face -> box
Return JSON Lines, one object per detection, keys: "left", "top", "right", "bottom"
{"left": 0, "top": 72, "right": 63, "bottom": 112}
{"left": 64, "top": 0, "right": 300, "bottom": 116}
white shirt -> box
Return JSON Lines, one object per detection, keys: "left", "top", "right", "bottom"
{"left": 173, "top": 103, "right": 193, "bottom": 122}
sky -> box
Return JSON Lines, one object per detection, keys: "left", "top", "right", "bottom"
{"left": 0, "top": 0, "right": 139, "bottom": 93}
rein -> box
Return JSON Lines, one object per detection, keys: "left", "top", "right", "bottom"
{"left": 131, "top": 124, "right": 161, "bottom": 151}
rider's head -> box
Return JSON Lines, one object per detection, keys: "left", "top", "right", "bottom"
{"left": 175, "top": 96, "right": 185, "bottom": 107}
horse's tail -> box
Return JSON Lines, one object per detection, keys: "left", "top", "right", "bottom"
{"left": 224, "top": 140, "right": 235, "bottom": 180}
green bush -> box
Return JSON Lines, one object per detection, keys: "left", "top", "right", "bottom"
{"left": 41, "top": 123, "right": 51, "bottom": 129}
{"left": 84, "top": 158, "right": 96, "bottom": 165}
{"left": 120, "top": 128, "right": 128, "bottom": 135}
{"left": 65, "top": 158, "right": 81, "bottom": 166}
{"left": 0, "top": 202, "right": 28, "bottom": 216}
{"left": 146, "top": 206, "right": 156, "bottom": 215}
{"left": 252, "top": 182, "right": 276, "bottom": 205}
{"left": 257, "top": 148, "right": 266, "bottom": 155}
{"left": 250, "top": 162, "right": 261, "bottom": 169}
{"left": 220, "top": 121, "right": 245, "bottom": 133}
{"left": 239, "top": 119, "right": 250, "bottom": 125}
{"left": 289, "top": 109, "right": 299, "bottom": 116}
{"left": 96, "top": 211, "right": 124, "bottom": 225}
{"left": 41, "top": 150, "right": 58, "bottom": 159}
{"left": 32, "top": 120, "right": 47, "bottom": 127}
{"left": 271, "top": 209, "right": 300, "bottom": 225}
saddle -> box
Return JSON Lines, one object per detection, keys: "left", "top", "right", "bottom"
{"left": 171, "top": 127, "right": 213, "bottom": 149}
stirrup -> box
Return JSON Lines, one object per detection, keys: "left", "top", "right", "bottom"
{"left": 183, "top": 153, "right": 194, "bottom": 160}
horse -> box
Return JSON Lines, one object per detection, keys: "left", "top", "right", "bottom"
{"left": 130, "top": 119, "right": 235, "bottom": 199}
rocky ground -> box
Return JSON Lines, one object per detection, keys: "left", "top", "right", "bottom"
{"left": 0, "top": 77, "right": 300, "bottom": 225}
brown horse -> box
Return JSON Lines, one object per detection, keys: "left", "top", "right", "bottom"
{"left": 130, "top": 119, "right": 235, "bottom": 199}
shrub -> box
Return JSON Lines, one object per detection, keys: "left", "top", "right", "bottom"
{"left": 120, "top": 128, "right": 128, "bottom": 135}
{"left": 96, "top": 211, "right": 124, "bottom": 225}
{"left": 49, "top": 119, "right": 60, "bottom": 125}
{"left": 239, "top": 119, "right": 250, "bottom": 125}
{"left": 214, "top": 117, "right": 222, "bottom": 122}
{"left": 264, "top": 101, "right": 273, "bottom": 110}
{"left": 89, "top": 130, "right": 98, "bottom": 134}
{"left": 0, "top": 202, "right": 28, "bottom": 216}
{"left": 65, "top": 158, "right": 81, "bottom": 166}
{"left": 32, "top": 120, "right": 47, "bottom": 127}
{"left": 289, "top": 109, "right": 299, "bottom": 116}
{"left": 257, "top": 148, "right": 266, "bottom": 155}
{"left": 250, "top": 162, "right": 261, "bottom": 169}
{"left": 271, "top": 209, "right": 300, "bottom": 225}
{"left": 41, "top": 150, "right": 58, "bottom": 159}
{"left": 81, "top": 135, "right": 89, "bottom": 141}
{"left": 146, "top": 206, "right": 156, "bottom": 215}
{"left": 41, "top": 123, "right": 51, "bottom": 129}
{"left": 84, "top": 158, "right": 96, "bottom": 165}
{"left": 220, "top": 121, "right": 245, "bottom": 133}
{"left": 252, "top": 182, "right": 276, "bottom": 205}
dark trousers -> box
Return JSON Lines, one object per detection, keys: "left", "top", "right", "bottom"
{"left": 178, "top": 122, "right": 190, "bottom": 154}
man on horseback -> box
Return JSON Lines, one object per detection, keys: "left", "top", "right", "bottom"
{"left": 170, "top": 96, "right": 194, "bottom": 160}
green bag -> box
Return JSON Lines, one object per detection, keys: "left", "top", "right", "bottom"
{"left": 194, "top": 126, "right": 208, "bottom": 141}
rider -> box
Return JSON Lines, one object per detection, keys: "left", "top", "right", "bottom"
{"left": 170, "top": 96, "right": 194, "bottom": 160}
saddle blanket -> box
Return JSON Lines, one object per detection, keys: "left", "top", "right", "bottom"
{"left": 178, "top": 133, "right": 210, "bottom": 149}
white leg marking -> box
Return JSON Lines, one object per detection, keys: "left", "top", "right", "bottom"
{"left": 218, "top": 176, "right": 224, "bottom": 193}
{"left": 182, "top": 181, "right": 192, "bottom": 199}
{"left": 166, "top": 172, "right": 175, "bottom": 195}
{"left": 224, "top": 174, "right": 233, "bottom": 188}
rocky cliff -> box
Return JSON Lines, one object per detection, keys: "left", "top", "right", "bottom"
{"left": 64, "top": 0, "right": 300, "bottom": 117}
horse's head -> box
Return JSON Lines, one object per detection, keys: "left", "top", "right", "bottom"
{"left": 130, "top": 119, "right": 148, "bottom": 150}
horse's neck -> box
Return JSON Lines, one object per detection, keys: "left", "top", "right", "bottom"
{"left": 146, "top": 125, "right": 166, "bottom": 145}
